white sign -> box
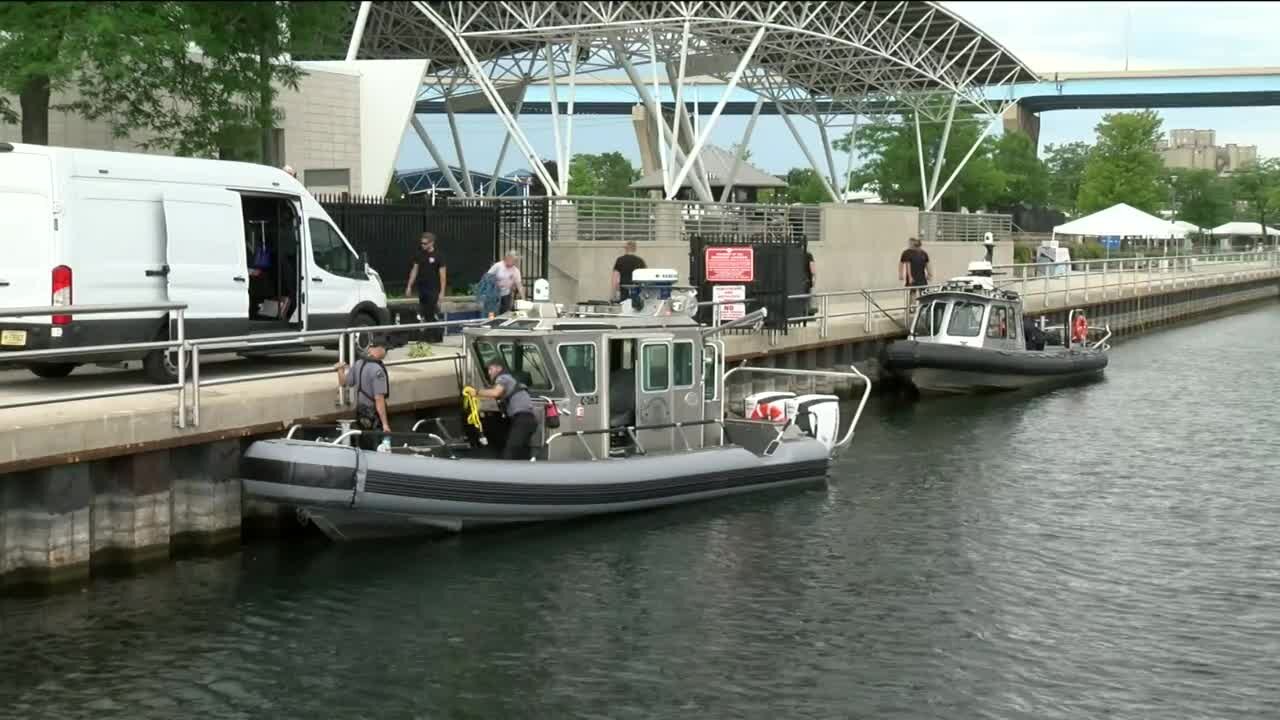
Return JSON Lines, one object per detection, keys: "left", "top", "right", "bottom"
{"left": 712, "top": 285, "right": 746, "bottom": 322}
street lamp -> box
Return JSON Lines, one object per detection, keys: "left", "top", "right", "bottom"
{"left": 1168, "top": 174, "right": 1179, "bottom": 256}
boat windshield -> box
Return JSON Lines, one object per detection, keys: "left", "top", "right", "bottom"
{"left": 946, "top": 301, "right": 985, "bottom": 337}
{"left": 912, "top": 300, "right": 948, "bottom": 337}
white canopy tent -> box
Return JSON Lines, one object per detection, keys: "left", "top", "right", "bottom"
{"left": 1052, "top": 203, "right": 1187, "bottom": 240}
{"left": 1209, "top": 221, "right": 1280, "bottom": 237}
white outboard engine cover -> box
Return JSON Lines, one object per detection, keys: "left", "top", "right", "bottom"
{"left": 784, "top": 394, "right": 841, "bottom": 450}
{"left": 744, "top": 391, "right": 795, "bottom": 422}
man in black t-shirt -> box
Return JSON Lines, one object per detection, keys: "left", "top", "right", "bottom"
{"left": 899, "top": 237, "right": 931, "bottom": 299}
{"left": 406, "top": 232, "right": 447, "bottom": 342}
{"left": 611, "top": 241, "right": 646, "bottom": 301}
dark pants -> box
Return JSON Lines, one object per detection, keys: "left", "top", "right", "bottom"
{"left": 418, "top": 295, "right": 443, "bottom": 342}
{"left": 502, "top": 412, "right": 537, "bottom": 460}
{"left": 498, "top": 294, "right": 514, "bottom": 315}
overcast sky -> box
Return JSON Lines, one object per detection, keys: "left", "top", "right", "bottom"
{"left": 396, "top": 2, "right": 1280, "bottom": 178}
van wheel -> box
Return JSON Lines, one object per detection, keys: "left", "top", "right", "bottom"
{"left": 28, "top": 363, "right": 78, "bottom": 379}
{"left": 142, "top": 342, "right": 179, "bottom": 385}
{"left": 350, "top": 312, "right": 377, "bottom": 356}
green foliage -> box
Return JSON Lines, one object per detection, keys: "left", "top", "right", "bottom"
{"left": 778, "top": 167, "right": 831, "bottom": 203}
{"left": 567, "top": 152, "right": 639, "bottom": 197}
{"left": 1167, "top": 168, "right": 1232, "bottom": 230}
{"left": 836, "top": 108, "right": 1002, "bottom": 211}
{"left": 1231, "top": 159, "right": 1280, "bottom": 230}
{"left": 1043, "top": 141, "right": 1091, "bottom": 213}
{"left": 992, "top": 130, "right": 1049, "bottom": 207}
{"left": 1077, "top": 110, "right": 1166, "bottom": 214}
{"left": 65, "top": 1, "right": 346, "bottom": 159}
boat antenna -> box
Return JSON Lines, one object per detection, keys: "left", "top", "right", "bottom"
{"left": 984, "top": 232, "right": 995, "bottom": 263}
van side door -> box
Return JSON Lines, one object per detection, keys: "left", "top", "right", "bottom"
{"left": 162, "top": 188, "right": 250, "bottom": 338}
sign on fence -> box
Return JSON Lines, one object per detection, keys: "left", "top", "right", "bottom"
{"left": 712, "top": 285, "right": 746, "bottom": 321}
{"left": 1101, "top": 236, "right": 1121, "bottom": 250}
{"left": 705, "top": 247, "right": 754, "bottom": 282}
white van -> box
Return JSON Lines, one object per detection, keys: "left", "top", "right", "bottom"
{"left": 0, "top": 142, "right": 388, "bottom": 383}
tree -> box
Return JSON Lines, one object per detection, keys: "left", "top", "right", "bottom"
{"left": 68, "top": 2, "right": 346, "bottom": 160}
{"left": 776, "top": 168, "right": 831, "bottom": 204}
{"left": 1231, "top": 159, "right": 1280, "bottom": 233}
{"left": 1168, "top": 168, "right": 1232, "bottom": 230}
{"left": 836, "top": 109, "right": 1002, "bottom": 211}
{"left": 566, "top": 152, "right": 638, "bottom": 197}
{"left": 1043, "top": 141, "right": 1091, "bottom": 213}
{"left": 1077, "top": 110, "right": 1165, "bottom": 214}
{"left": 0, "top": 2, "right": 182, "bottom": 144}
{"left": 991, "top": 130, "right": 1049, "bottom": 208}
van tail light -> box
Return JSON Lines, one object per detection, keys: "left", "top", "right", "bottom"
{"left": 52, "top": 265, "right": 72, "bottom": 325}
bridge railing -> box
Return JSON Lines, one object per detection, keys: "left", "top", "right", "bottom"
{"left": 0, "top": 250, "right": 1276, "bottom": 426}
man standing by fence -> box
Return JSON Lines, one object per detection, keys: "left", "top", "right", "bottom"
{"left": 406, "top": 232, "right": 446, "bottom": 342}
{"left": 899, "top": 237, "right": 931, "bottom": 300}
{"left": 611, "top": 240, "right": 647, "bottom": 301}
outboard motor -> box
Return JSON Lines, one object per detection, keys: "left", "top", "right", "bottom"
{"left": 784, "top": 394, "right": 841, "bottom": 451}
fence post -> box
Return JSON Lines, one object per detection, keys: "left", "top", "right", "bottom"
{"left": 819, "top": 295, "right": 828, "bottom": 339}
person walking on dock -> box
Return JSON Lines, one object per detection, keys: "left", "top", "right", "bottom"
{"left": 486, "top": 252, "right": 523, "bottom": 315}
{"left": 406, "top": 232, "right": 447, "bottom": 343}
{"left": 612, "top": 240, "right": 647, "bottom": 301}
{"left": 335, "top": 335, "right": 392, "bottom": 434}
{"left": 900, "top": 237, "right": 931, "bottom": 300}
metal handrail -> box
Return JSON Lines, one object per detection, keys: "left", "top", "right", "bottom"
{"left": 0, "top": 302, "right": 187, "bottom": 317}
{"left": 721, "top": 364, "right": 872, "bottom": 455}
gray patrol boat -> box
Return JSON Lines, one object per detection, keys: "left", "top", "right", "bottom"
{"left": 239, "top": 270, "right": 871, "bottom": 539}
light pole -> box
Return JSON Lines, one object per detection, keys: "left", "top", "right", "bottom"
{"left": 1168, "top": 174, "right": 1179, "bottom": 256}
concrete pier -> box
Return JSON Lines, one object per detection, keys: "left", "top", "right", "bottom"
{"left": 0, "top": 258, "right": 1276, "bottom": 588}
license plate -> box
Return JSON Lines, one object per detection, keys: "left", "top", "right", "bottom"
{"left": 1, "top": 330, "right": 27, "bottom": 347}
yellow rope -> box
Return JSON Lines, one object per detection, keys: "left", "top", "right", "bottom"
{"left": 462, "top": 386, "right": 483, "bottom": 433}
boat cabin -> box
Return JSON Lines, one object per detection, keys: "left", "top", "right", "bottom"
{"left": 907, "top": 253, "right": 1029, "bottom": 352}
{"left": 461, "top": 273, "right": 728, "bottom": 460}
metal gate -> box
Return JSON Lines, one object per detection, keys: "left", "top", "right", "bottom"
{"left": 450, "top": 197, "right": 550, "bottom": 297}
{"left": 689, "top": 232, "right": 809, "bottom": 334}
{"left": 318, "top": 194, "right": 498, "bottom": 296}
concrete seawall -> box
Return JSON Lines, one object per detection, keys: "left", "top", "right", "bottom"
{"left": 0, "top": 265, "right": 1276, "bottom": 589}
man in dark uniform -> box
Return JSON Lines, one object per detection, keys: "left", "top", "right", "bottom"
{"left": 611, "top": 241, "right": 647, "bottom": 301}
{"left": 406, "top": 232, "right": 447, "bottom": 343}
{"left": 899, "top": 237, "right": 931, "bottom": 302}
{"left": 470, "top": 360, "right": 537, "bottom": 460}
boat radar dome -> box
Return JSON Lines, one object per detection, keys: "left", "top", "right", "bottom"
{"left": 533, "top": 278, "right": 551, "bottom": 301}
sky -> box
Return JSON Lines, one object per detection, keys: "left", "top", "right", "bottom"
{"left": 394, "top": 1, "right": 1280, "bottom": 179}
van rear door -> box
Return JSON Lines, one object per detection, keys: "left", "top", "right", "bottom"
{"left": 0, "top": 149, "right": 55, "bottom": 326}
{"left": 162, "top": 188, "right": 249, "bottom": 338}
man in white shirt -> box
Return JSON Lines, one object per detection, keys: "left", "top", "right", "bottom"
{"left": 487, "top": 252, "right": 523, "bottom": 314}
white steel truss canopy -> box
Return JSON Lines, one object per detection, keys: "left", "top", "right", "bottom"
{"left": 351, "top": 1, "right": 1035, "bottom": 118}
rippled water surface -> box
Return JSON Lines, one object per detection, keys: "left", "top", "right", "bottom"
{"left": 3, "top": 305, "right": 1280, "bottom": 719}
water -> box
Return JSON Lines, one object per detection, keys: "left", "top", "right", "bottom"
{"left": 3, "top": 305, "right": 1280, "bottom": 719}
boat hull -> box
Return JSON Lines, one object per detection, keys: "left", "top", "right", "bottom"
{"left": 883, "top": 340, "right": 1107, "bottom": 394}
{"left": 239, "top": 438, "right": 831, "bottom": 540}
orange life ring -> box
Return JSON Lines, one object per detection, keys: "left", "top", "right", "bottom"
{"left": 1071, "top": 314, "right": 1089, "bottom": 344}
{"left": 749, "top": 402, "right": 786, "bottom": 422}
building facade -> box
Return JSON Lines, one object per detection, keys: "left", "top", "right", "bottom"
{"left": 1159, "top": 129, "right": 1257, "bottom": 175}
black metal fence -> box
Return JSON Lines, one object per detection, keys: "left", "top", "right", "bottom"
{"left": 449, "top": 197, "right": 550, "bottom": 297}
{"left": 689, "top": 232, "right": 810, "bottom": 334}
{"left": 317, "top": 194, "right": 498, "bottom": 296}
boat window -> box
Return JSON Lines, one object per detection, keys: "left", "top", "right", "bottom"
{"left": 912, "top": 301, "right": 949, "bottom": 337}
{"left": 473, "top": 341, "right": 553, "bottom": 391}
{"left": 946, "top": 302, "right": 985, "bottom": 337}
{"left": 703, "top": 344, "right": 719, "bottom": 401}
{"left": 558, "top": 343, "right": 596, "bottom": 395}
{"left": 672, "top": 340, "right": 695, "bottom": 388}
{"left": 986, "top": 305, "right": 1010, "bottom": 339}
{"left": 641, "top": 343, "right": 670, "bottom": 392}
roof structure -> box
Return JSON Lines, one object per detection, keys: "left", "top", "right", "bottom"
{"left": 630, "top": 145, "right": 784, "bottom": 191}
{"left": 1053, "top": 204, "right": 1186, "bottom": 239}
{"left": 1210, "top": 221, "right": 1280, "bottom": 237}
{"left": 344, "top": 1, "right": 1035, "bottom": 207}
{"left": 396, "top": 166, "right": 529, "bottom": 197}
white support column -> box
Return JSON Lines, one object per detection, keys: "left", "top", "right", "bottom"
{"left": 666, "top": 75, "right": 713, "bottom": 202}
{"left": 667, "top": 21, "right": 691, "bottom": 186}
{"left": 445, "top": 103, "right": 474, "bottom": 195}
{"left": 545, "top": 44, "right": 566, "bottom": 195}
{"left": 414, "top": 1, "right": 560, "bottom": 196}
{"left": 411, "top": 116, "right": 465, "bottom": 196}
{"left": 913, "top": 109, "right": 930, "bottom": 209}
{"left": 613, "top": 36, "right": 713, "bottom": 202}
{"left": 668, "top": 26, "right": 768, "bottom": 199}
{"left": 649, "top": 32, "right": 672, "bottom": 197}
{"left": 345, "top": 1, "right": 372, "bottom": 61}
{"left": 720, "top": 96, "right": 764, "bottom": 203}
{"left": 926, "top": 95, "right": 958, "bottom": 205}
{"left": 843, "top": 115, "right": 861, "bottom": 198}
{"left": 777, "top": 100, "right": 840, "bottom": 203}
{"left": 817, "top": 116, "right": 842, "bottom": 200}
{"left": 562, "top": 34, "right": 580, "bottom": 194}
{"left": 929, "top": 117, "right": 998, "bottom": 211}
{"left": 487, "top": 96, "right": 523, "bottom": 196}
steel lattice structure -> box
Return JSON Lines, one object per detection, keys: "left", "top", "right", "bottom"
{"left": 345, "top": 1, "right": 1036, "bottom": 208}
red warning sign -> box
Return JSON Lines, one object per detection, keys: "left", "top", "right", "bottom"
{"left": 704, "top": 247, "right": 755, "bottom": 283}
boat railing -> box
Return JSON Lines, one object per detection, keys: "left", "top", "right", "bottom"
{"left": 721, "top": 364, "right": 872, "bottom": 456}
{"left": 543, "top": 419, "right": 727, "bottom": 461}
